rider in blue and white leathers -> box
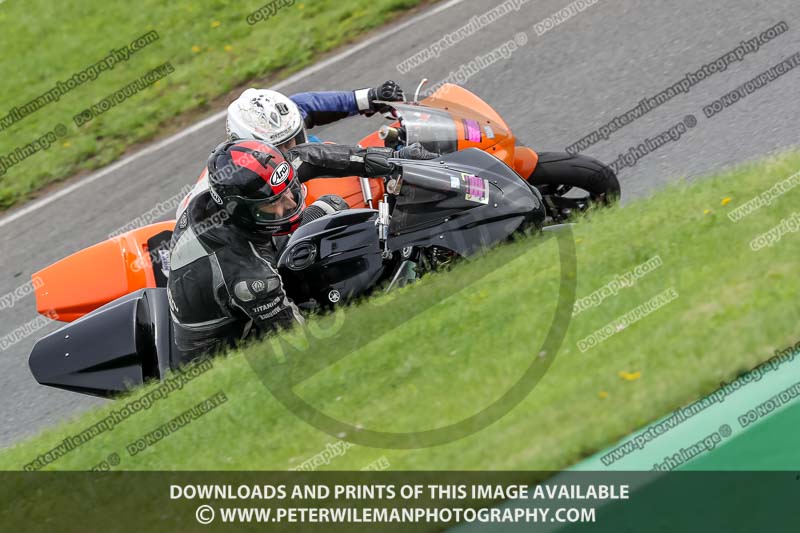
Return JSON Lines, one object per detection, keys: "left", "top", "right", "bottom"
{"left": 225, "top": 81, "right": 405, "bottom": 149}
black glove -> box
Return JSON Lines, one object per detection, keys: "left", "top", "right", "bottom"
{"left": 363, "top": 144, "right": 438, "bottom": 176}
{"left": 371, "top": 80, "right": 404, "bottom": 105}
{"left": 393, "top": 142, "right": 438, "bottom": 160}
{"left": 355, "top": 81, "right": 405, "bottom": 116}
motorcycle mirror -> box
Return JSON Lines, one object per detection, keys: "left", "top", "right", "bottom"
{"left": 413, "top": 78, "right": 428, "bottom": 103}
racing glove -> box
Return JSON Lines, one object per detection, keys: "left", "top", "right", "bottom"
{"left": 363, "top": 143, "right": 439, "bottom": 175}
{"left": 394, "top": 143, "right": 438, "bottom": 161}
{"left": 354, "top": 80, "right": 405, "bottom": 116}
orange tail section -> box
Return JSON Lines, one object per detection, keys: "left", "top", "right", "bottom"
{"left": 34, "top": 221, "right": 174, "bottom": 322}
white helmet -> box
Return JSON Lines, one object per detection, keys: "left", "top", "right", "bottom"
{"left": 226, "top": 88, "right": 307, "bottom": 150}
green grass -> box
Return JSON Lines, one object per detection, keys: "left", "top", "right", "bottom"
{"left": 2, "top": 151, "right": 800, "bottom": 471}
{"left": 0, "top": 0, "right": 425, "bottom": 209}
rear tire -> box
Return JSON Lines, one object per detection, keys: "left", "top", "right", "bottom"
{"left": 528, "top": 152, "right": 620, "bottom": 213}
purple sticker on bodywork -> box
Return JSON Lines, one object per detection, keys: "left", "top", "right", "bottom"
{"left": 462, "top": 174, "right": 489, "bottom": 204}
{"left": 462, "top": 119, "right": 482, "bottom": 143}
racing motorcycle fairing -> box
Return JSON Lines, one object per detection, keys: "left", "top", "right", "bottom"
{"left": 277, "top": 150, "right": 544, "bottom": 308}
{"left": 278, "top": 209, "right": 387, "bottom": 306}
{"left": 29, "top": 288, "right": 173, "bottom": 397}
{"left": 388, "top": 149, "right": 544, "bottom": 256}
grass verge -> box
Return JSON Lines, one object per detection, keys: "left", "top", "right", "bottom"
{"left": 1, "top": 150, "right": 799, "bottom": 471}
{"left": 0, "top": 0, "right": 426, "bottom": 209}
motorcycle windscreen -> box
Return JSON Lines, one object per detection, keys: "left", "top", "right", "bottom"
{"left": 390, "top": 103, "right": 459, "bottom": 155}
{"left": 383, "top": 86, "right": 513, "bottom": 153}
{"left": 422, "top": 84, "right": 512, "bottom": 147}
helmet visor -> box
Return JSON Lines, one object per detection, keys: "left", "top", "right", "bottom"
{"left": 247, "top": 180, "right": 305, "bottom": 225}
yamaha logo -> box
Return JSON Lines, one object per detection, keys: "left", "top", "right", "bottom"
{"left": 270, "top": 162, "right": 291, "bottom": 186}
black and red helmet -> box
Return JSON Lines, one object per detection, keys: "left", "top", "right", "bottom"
{"left": 207, "top": 140, "right": 306, "bottom": 234}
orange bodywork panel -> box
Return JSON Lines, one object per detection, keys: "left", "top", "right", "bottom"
{"left": 304, "top": 84, "right": 539, "bottom": 205}
{"left": 303, "top": 130, "right": 387, "bottom": 208}
{"left": 513, "top": 146, "right": 539, "bottom": 181}
{"left": 427, "top": 84, "right": 518, "bottom": 167}
{"left": 34, "top": 221, "right": 175, "bottom": 322}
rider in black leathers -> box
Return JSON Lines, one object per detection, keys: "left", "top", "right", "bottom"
{"left": 166, "top": 140, "right": 436, "bottom": 362}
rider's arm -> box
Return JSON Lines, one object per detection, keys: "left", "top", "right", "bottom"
{"left": 290, "top": 91, "right": 360, "bottom": 129}
{"left": 287, "top": 143, "right": 439, "bottom": 182}
{"left": 290, "top": 81, "right": 405, "bottom": 129}
{"left": 227, "top": 250, "right": 305, "bottom": 336}
{"left": 287, "top": 143, "right": 397, "bottom": 181}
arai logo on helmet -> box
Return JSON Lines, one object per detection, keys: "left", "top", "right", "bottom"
{"left": 270, "top": 161, "right": 291, "bottom": 187}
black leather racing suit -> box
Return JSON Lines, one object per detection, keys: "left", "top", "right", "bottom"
{"left": 166, "top": 144, "right": 401, "bottom": 363}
